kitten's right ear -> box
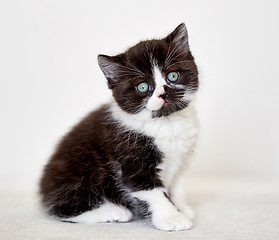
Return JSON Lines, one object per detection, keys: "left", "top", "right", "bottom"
{"left": 165, "top": 23, "right": 189, "bottom": 50}
{"left": 98, "top": 55, "right": 119, "bottom": 89}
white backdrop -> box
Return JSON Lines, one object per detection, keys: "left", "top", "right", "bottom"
{"left": 1, "top": 0, "right": 279, "bottom": 189}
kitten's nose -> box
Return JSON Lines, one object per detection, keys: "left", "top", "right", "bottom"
{"left": 159, "top": 93, "right": 168, "bottom": 100}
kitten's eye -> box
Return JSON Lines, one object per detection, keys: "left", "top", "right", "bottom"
{"left": 167, "top": 72, "right": 179, "bottom": 82}
{"left": 137, "top": 82, "right": 150, "bottom": 93}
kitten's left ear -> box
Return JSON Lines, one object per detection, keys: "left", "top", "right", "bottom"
{"left": 166, "top": 23, "right": 189, "bottom": 50}
{"left": 98, "top": 55, "right": 119, "bottom": 89}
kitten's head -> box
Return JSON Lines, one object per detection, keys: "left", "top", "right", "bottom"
{"left": 98, "top": 23, "right": 198, "bottom": 118}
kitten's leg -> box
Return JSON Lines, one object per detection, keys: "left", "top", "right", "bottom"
{"left": 169, "top": 170, "right": 194, "bottom": 220}
{"left": 131, "top": 187, "right": 192, "bottom": 231}
{"left": 61, "top": 201, "right": 132, "bottom": 224}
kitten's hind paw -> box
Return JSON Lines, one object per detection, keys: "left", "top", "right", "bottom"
{"left": 60, "top": 202, "right": 133, "bottom": 224}
{"left": 107, "top": 205, "right": 133, "bottom": 223}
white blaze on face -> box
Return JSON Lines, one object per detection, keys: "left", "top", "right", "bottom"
{"left": 146, "top": 66, "right": 166, "bottom": 111}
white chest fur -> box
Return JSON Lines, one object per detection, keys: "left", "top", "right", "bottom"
{"left": 109, "top": 102, "right": 199, "bottom": 191}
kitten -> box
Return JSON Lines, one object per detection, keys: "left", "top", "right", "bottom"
{"left": 39, "top": 23, "right": 199, "bottom": 231}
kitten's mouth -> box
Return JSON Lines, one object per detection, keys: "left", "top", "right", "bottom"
{"left": 151, "top": 98, "right": 190, "bottom": 118}
{"left": 162, "top": 100, "right": 169, "bottom": 107}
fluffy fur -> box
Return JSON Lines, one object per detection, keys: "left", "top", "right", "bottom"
{"left": 39, "top": 23, "right": 199, "bottom": 231}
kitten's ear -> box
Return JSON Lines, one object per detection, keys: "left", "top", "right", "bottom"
{"left": 166, "top": 23, "right": 189, "bottom": 50}
{"left": 98, "top": 54, "right": 119, "bottom": 89}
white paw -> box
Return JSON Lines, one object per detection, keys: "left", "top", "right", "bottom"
{"left": 179, "top": 205, "right": 195, "bottom": 220}
{"left": 61, "top": 203, "right": 133, "bottom": 224}
{"left": 105, "top": 205, "right": 133, "bottom": 223}
{"left": 153, "top": 212, "right": 193, "bottom": 231}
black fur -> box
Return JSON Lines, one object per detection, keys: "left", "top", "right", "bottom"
{"left": 40, "top": 106, "right": 161, "bottom": 217}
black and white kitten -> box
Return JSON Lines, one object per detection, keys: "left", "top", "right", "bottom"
{"left": 39, "top": 23, "right": 199, "bottom": 231}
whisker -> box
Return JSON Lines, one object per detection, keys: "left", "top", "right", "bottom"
{"left": 165, "top": 51, "right": 186, "bottom": 67}
{"left": 164, "top": 43, "right": 181, "bottom": 67}
{"left": 116, "top": 64, "right": 144, "bottom": 77}
{"left": 166, "top": 60, "right": 194, "bottom": 70}
{"left": 164, "top": 44, "right": 172, "bottom": 67}
{"left": 164, "top": 43, "right": 180, "bottom": 67}
{"left": 124, "top": 58, "right": 145, "bottom": 76}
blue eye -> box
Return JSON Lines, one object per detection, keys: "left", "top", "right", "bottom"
{"left": 137, "top": 82, "right": 150, "bottom": 93}
{"left": 167, "top": 72, "right": 179, "bottom": 82}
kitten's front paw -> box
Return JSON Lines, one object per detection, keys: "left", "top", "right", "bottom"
{"left": 153, "top": 213, "right": 192, "bottom": 231}
{"left": 179, "top": 205, "right": 195, "bottom": 220}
